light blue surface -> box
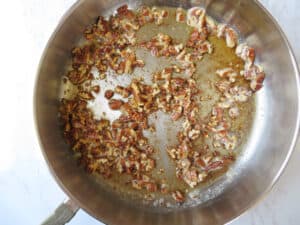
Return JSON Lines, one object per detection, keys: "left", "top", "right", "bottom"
{"left": 0, "top": 1, "right": 299, "bottom": 225}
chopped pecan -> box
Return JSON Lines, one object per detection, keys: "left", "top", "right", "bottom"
{"left": 144, "top": 182, "right": 158, "bottom": 192}
{"left": 236, "top": 43, "right": 255, "bottom": 68}
{"left": 104, "top": 90, "right": 114, "bottom": 99}
{"left": 250, "top": 72, "right": 265, "bottom": 91}
{"left": 183, "top": 169, "right": 198, "bottom": 188}
{"left": 92, "top": 85, "right": 100, "bottom": 93}
{"left": 108, "top": 99, "right": 124, "bottom": 110}
{"left": 115, "top": 85, "right": 131, "bottom": 98}
{"left": 171, "top": 105, "right": 183, "bottom": 121}
{"left": 187, "top": 7, "right": 206, "bottom": 31}
{"left": 215, "top": 80, "right": 231, "bottom": 93}
{"left": 225, "top": 27, "right": 238, "bottom": 48}
{"left": 176, "top": 8, "right": 185, "bottom": 22}
{"left": 152, "top": 7, "right": 168, "bottom": 25}
{"left": 217, "top": 23, "right": 227, "bottom": 38}
{"left": 244, "top": 65, "right": 265, "bottom": 91}
{"left": 78, "top": 91, "right": 94, "bottom": 100}
{"left": 172, "top": 190, "right": 185, "bottom": 203}
{"left": 205, "top": 16, "right": 217, "bottom": 34}
{"left": 205, "top": 161, "right": 224, "bottom": 171}
{"left": 216, "top": 68, "right": 238, "bottom": 83}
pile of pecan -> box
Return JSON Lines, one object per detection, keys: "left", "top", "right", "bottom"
{"left": 59, "top": 5, "right": 265, "bottom": 203}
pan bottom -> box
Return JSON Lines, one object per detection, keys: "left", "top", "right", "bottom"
{"left": 60, "top": 6, "right": 256, "bottom": 209}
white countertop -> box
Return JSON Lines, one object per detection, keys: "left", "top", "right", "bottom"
{"left": 0, "top": 0, "right": 299, "bottom": 224}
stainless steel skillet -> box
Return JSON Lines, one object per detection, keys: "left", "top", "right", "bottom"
{"left": 34, "top": 0, "right": 300, "bottom": 224}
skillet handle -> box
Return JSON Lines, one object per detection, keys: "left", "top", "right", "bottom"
{"left": 41, "top": 199, "right": 79, "bottom": 225}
